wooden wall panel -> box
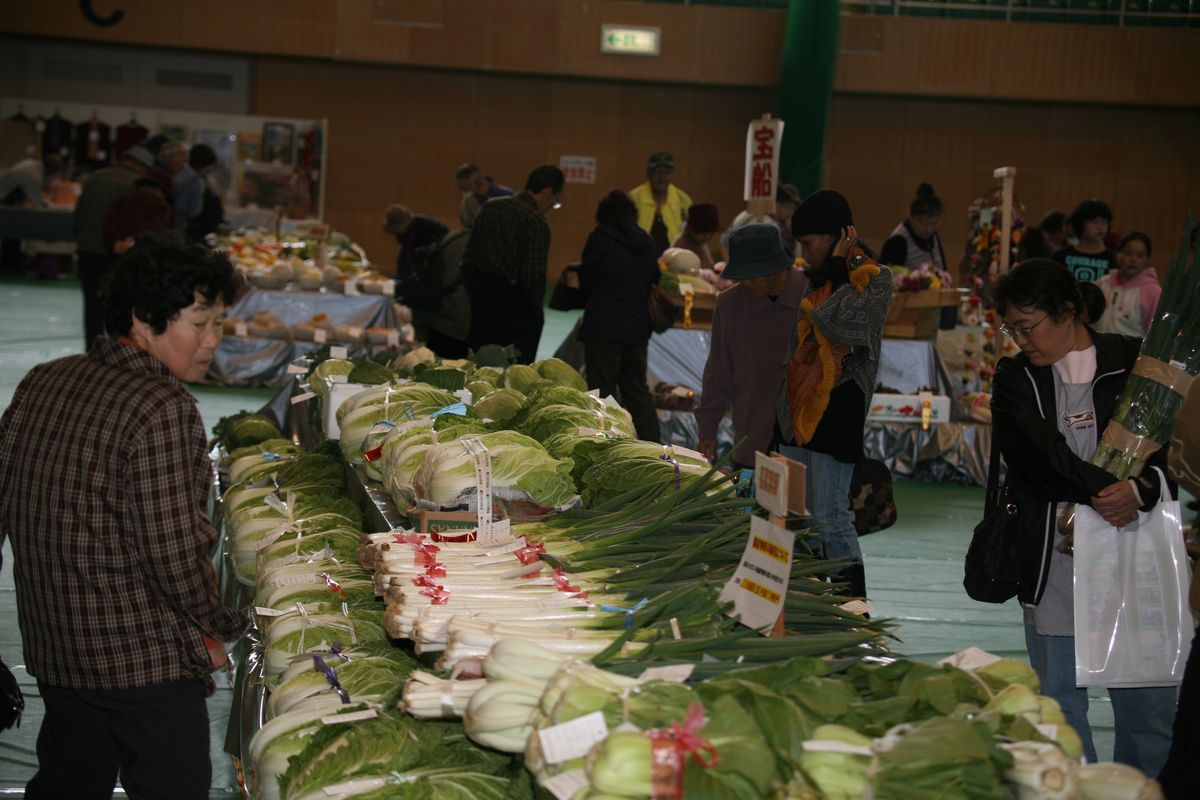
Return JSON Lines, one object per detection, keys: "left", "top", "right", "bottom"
{"left": 836, "top": 16, "right": 1200, "bottom": 107}
{"left": 254, "top": 57, "right": 772, "bottom": 277}
{"left": 825, "top": 96, "right": 1200, "bottom": 279}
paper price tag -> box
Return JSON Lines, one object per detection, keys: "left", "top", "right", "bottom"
{"left": 291, "top": 391, "right": 317, "bottom": 405}
{"left": 330, "top": 345, "right": 349, "bottom": 360}
{"left": 343, "top": 279, "right": 360, "bottom": 296}
{"left": 320, "top": 708, "right": 379, "bottom": 725}
{"left": 235, "top": 322, "right": 249, "bottom": 337}
{"left": 838, "top": 600, "right": 872, "bottom": 617}
{"left": 542, "top": 769, "right": 590, "bottom": 800}
{"left": 385, "top": 330, "right": 400, "bottom": 347}
{"left": 537, "top": 711, "right": 609, "bottom": 765}
{"left": 718, "top": 515, "right": 792, "bottom": 634}
{"left": 638, "top": 664, "right": 695, "bottom": 683}
{"left": 669, "top": 617, "right": 682, "bottom": 640}
{"left": 313, "top": 328, "right": 328, "bottom": 344}
{"left": 255, "top": 606, "right": 287, "bottom": 617}
{"left": 481, "top": 517, "right": 513, "bottom": 546}
{"left": 382, "top": 279, "right": 395, "bottom": 296}
{"left": 324, "top": 778, "right": 385, "bottom": 796}
{"left": 329, "top": 373, "right": 349, "bottom": 384}
{"left": 459, "top": 438, "right": 493, "bottom": 540}
{"left": 287, "top": 363, "right": 309, "bottom": 375}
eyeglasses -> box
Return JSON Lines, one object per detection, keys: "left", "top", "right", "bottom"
{"left": 999, "top": 315, "right": 1049, "bottom": 339}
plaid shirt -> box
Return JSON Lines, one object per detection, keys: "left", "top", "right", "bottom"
{"left": 461, "top": 191, "right": 551, "bottom": 312}
{"left": 0, "top": 339, "right": 247, "bottom": 692}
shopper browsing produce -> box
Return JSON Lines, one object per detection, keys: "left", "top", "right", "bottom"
{"left": 775, "top": 190, "right": 892, "bottom": 600}
{"left": 694, "top": 222, "right": 807, "bottom": 467}
{"left": 0, "top": 233, "right": 248, "bottom": 799}
{"left": 577, "top": 189, "right": 662, "bottom": 442}
{"left": 989, "top": 258, "right": 1174, "bottom": 774}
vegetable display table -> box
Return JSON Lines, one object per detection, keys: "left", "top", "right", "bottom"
{"left": 207, "top": 288, "right": 399, "bottom": 387}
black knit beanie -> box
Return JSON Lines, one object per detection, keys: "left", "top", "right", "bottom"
{"left": 791, "top": 189, "right": 854, "bottom": 238}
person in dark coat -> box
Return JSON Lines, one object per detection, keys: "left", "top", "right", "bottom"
{"left": 990, "top": 258, "right": 1174, "bottom": 774}
{"left": 578, "top": 189, "right": 662, "bottom": 442}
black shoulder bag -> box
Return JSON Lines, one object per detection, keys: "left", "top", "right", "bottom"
{"left": 0, "top": 655, "right": 23, "bottom": 730}
{"left": 963, "top": 440, "right": 1021, "bottom": 603}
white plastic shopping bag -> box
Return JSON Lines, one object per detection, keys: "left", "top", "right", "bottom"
{"left": 1073, "top": 468, "right": 1191, "bottom": 688}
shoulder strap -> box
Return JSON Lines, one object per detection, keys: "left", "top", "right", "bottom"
{"left": 984, "top": 435, "right": 1003, "bottom": 511}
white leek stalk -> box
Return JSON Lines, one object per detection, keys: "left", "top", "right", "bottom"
{"left": 999, "top": 741, "right": 1077, "bottom": 800}
{"left": 401, "top": 670, "right": 484, "bottom": 719}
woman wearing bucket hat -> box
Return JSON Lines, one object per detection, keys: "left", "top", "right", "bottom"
{"left": 695, "top": 223, "right": 807, "bottom": 468}
{"left": 775, "top": 190, "right": 893, "bottom": 600}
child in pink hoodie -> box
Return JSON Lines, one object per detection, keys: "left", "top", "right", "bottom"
{"left": 1094, "top": 231, "right": 1161, "bottom": 337}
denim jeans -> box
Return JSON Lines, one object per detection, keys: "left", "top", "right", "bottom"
{"left": 1024, "top": 624, "right": 1177, "bottom": 774}
{"left": 777, "top": 445, "right": 861, "bottom": 564}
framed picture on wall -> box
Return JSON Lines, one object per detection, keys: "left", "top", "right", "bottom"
{"left": 261, "top": 122, "right": 295, "bottom": 165}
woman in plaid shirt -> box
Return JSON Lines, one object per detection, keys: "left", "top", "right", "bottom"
{"left": 0, "top": 233, "right": 247, "bottom": 798}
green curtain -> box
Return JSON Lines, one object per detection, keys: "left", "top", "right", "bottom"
{"left": 776, "top": 0, "right": 841, "bottom": 198}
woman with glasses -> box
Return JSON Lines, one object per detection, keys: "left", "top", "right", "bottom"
{"left": 990, "top": 258, "right": 1175, "bottom": 775}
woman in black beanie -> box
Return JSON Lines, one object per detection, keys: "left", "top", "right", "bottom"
{"left": 775, "top": 190, "right": 893, "bottom": 599}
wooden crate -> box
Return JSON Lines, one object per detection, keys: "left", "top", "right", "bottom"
{"left": 883, "top": 288, "right": 959, "bottom": 339}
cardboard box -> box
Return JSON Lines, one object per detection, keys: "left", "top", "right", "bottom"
{"left": 413, "top": 510, "right": 478, "bottom": 536}
{"left": 867, "top": 392, "right": 952, "bottom": 424}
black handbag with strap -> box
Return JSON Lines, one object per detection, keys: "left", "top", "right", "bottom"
{"left": 963, "top": 440, "right": 1021, "bottom": 603}
{"left": 0, "top": 655, "right": 23, "bottom": 730}
{"left": 850, "top": 458, "right": 897, "bottom": 536}
{"left": 549, "top": 264, "right": 587, "bottom": 311}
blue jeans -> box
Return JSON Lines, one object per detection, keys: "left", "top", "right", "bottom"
{"left": 1025, "top": 624, "right": 1177, "bottom": 774}
{"left": 778, "top": 445, "right": 861, "bottom": 564}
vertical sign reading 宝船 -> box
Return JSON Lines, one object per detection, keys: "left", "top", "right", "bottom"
{"left": 743, "top": 115, "right": 785, "bottom": 213}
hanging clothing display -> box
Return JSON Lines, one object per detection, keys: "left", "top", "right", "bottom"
{"left": 114, "top": 116, "right": 149, "bottom": 160}
{"left": 41, "top": 113, "right": 74, "bottom": 163}
{"left": 74, "top": 115, "right": 113, "bottom": 171}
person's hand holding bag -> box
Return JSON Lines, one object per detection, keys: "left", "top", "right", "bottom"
{"left": 1090, "top": 480, "right": 1141, "bottom": 527}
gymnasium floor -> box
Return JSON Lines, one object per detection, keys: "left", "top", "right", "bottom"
{"left": 0, "top": 277, "right": 1119, "bottom": 795}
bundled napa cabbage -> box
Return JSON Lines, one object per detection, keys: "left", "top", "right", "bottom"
{"left": 227, "top": 492, "right": 362, "bottom": 584}
{"left": 517, "top": 402, "right": 635, "bottom": 443}
{"left": 580, "top": 451, "right": 711, "bottom": 507}
{"left": 309, "top": 358, "right": 355, "bottom": 399}
{"left": 412, "top": 431, "right": 577, "bottom": 509}
{"left": 501, "top": 363, "right": 541, "bottom": 395}
{"left": 277, "top": 711, "right": 524, "bottom": 800}
{"left": 472, "top": 388, "right": 526, "bottom": 422}
{"left": 263, "top": 607, "right": 388, "bottom": 676}
{"left": 572, "top": 439, "right": 708, "bottom": 486}
{"left": 395, "top": 345, "right": 437, "bottom": 373}
{"left": 360, "top": 418, "right": 435, "bottom": 483}
{"left": 214, "top": 411, "right": 283, "bottom": 451}
{"left": 267, "top": 645, "right": 416, "bottom": 717}
{"left": 532, "top": 357, "right": 587, "bottom": 391}
{"left": 337, "top": 383, "right": 459, "bottom": 464}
